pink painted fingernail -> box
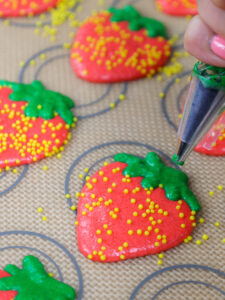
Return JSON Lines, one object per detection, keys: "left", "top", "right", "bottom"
{"left": 211, "top": 35, "right": 225, "bottom": 60}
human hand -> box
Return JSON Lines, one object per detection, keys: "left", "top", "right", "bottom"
{"left": 184, "top": 0, "right": 225, "bottom": 67}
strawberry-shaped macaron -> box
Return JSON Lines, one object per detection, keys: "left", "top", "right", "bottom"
{"left": 0, "top": 80, "right": 76, "bottom": 169}
{"left": 0, "top": 255, "right": 76, "bottom": 299}
{"left": 195, "top": 112, "right": 225, "bottom": 155}
{"left": 156, "top": 0, "right": 198, "bottom": 16}
{"left": 71, "top": 5, "right": 171, "bottom": 83}
{"left": 77, "top": 152, "right": 200, "bottom": 262}
{"left": 0, "top": 0, "right": 59, "bottom": 18}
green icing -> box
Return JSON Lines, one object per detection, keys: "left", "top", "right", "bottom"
{"left": 193, "top": 61, "right": 225, "bottom": 90}
{"left": 114, "top": 152, "right": 200, "bottom": 211}
{"left": 108, "top": 5, "right": 167, "bottom": 38}
{"left": 0, "top": 80, "right": 75, "bottom": 125}
{"left": 0, "top": 255, "right": 76, "bottom": 300}
{"left": 172, "top": 154, "right": 184, "bottom": 166}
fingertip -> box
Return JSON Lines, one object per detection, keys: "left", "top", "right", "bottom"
{"left": 184, "top": 16, "right": 225, "bottom": 67}
{"left": 211, "top": 0, "right": 225, "bottom": 10}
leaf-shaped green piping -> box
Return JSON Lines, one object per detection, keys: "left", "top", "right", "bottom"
{"left": 0, "top": 80, "right": 75, "bottom": 125}
{"left": 108, "top": 5, "right": 167, "bottom": 38}
{"left": 114, "top": 152, "right": 200, "bottom": 211}
{"left": 0, "top": 255, "right": 76, "bottom": 300}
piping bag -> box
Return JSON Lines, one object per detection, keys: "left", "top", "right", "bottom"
{"left": 173, "top": 61, "right": 225, "bottom": 165}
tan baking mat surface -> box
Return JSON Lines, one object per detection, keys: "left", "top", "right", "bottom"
{"left": 0, "top": 0, "right": 225, "bottom": 299}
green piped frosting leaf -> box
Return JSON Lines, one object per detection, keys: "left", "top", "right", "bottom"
{"left": 114, "top": 152, "right": 200, "bottom": 211}
{"left": 0, "top": 80, "right": 75, "bottom": 125}
{"left": 0, "top": 255, "right": 76, "bottom": 300}
{"left": 193, "top": 61, "right": 225, "bottom": 90}
{"left": 108, "top": 5, "right": 167, "bottom": 38}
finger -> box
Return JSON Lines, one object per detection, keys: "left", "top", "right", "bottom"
{"left": 197, "top": 0, "right": 225, "bottom": 38}
{"left": 184, "top": 15, "right": 225, "bottom": 67}
{"left": 211, "top": 0, "right": 225, "bottom": 9}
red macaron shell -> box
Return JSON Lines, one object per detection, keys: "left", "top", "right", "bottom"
{"left": 195, "top": 112, "right": 225, "bottom": 155}
{"left": 156, "top": 0, "right": 198, "bottom": 16}
{"left": 0, "top": 270, "right": 17, "bottom": 299}
{"left": 77, "top": 162, "right": 195, "bottom": 262}
{"left": 71, "top": 11, "right": 171, "bottom": 83}
{"left": 0, "top": 86, "right": 70, "bottom": 168}
{"left": 0, "top": 0, "right": 59, "bottom": 18}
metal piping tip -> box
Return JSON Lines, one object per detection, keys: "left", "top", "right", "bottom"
{"left": 173, "top": 139, "right": 193, "bottom": 165}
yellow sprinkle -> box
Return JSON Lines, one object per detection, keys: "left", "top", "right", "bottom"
{"left": 196, "top": 240, "right": 202, "bottom": 245}
{"left": 199, "top": 218, "right": 205, "bottom": 223}
{"left": 120, "top": 255, "right": 125, "bottom": 260}
{"left": 88, "top": 254, "right": 93, "bottom": 259}
{"left": 42, "top": 216, "right": 47, "bottom": 221}
{"left": 158, "top": 253, "right": 164, "bottom": 259}
{"left": 119, "top": 94, "right": 125, "bottom": 101}
{"left": 48, "top": 273, "right": 53, "bottom": 277}
{"left": 63, "top": 43, "right": 72, "bottom": 49}
{"left": 19, "top": 61, "right": 25, "bottom": 67}
{"left": 38, "top": 207, "right": 43, "bottom": 213}
{"left": 128, "top": 230, "right": 133, "bottom": 235}
{"left": 202, "top": 234, "right": 208, "bottom": 240}
{"left": 157, "top": 259, "right": 163, "bottom": 265}
{"left": 13, "top": 168, "right": 18, "bottom": 174}
{"left": 100, "top": 255, "right": 106, "bottom": 261}
{"left": 217, "top": 185, "right": 223, "bottom": 191}
{"left": 209, "top": 190, "right": 214, "bottom": 196}
{"left": 97, "top": 238, "right": 102, "bottom": 244}
{"left": 4, "top": 20, "right": 10, "bottom": 26}
{"left": 30, "top": 59, "right": 36, "bottom": 66}
{"left": 70, "top": 205, "right": 76, "bottom": 211}
{"left": 42, "top": 165, "right": 48, "bottom": 171}
{"left": 110, "top": 102, "right": 115, "bottom": 108}
{"left": 214, "top": 222, "right": 220, "bottom": 227}
{"left": 222, "top": 238, "right": 225, "bottom": 243}
{"left": 78, "top": 174, "right": 83, "bottom": 179}
{"left": 65, "top": 194, "right": 70, "bottom": 198}
{"left": 40, "top": 54, "right": 46, "bottom": 60}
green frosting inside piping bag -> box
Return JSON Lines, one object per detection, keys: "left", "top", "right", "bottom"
{"left": 114, "top": 152, "right": 200, "bottom": 212}
{"left": 0, "top": 80, "right": 75, "bottom": 125}
{"left": 193, "top": 61, "right": 225, "bottom": 90}
{"left": 108, "top": 6, "right": 167, "bottom": 38}
{"left": 0, "top": 255, "right": 76, "bottom": 300}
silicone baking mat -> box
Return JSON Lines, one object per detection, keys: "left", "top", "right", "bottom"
{"left": 0, "top": 0, "right": 225, "bottom": 299}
